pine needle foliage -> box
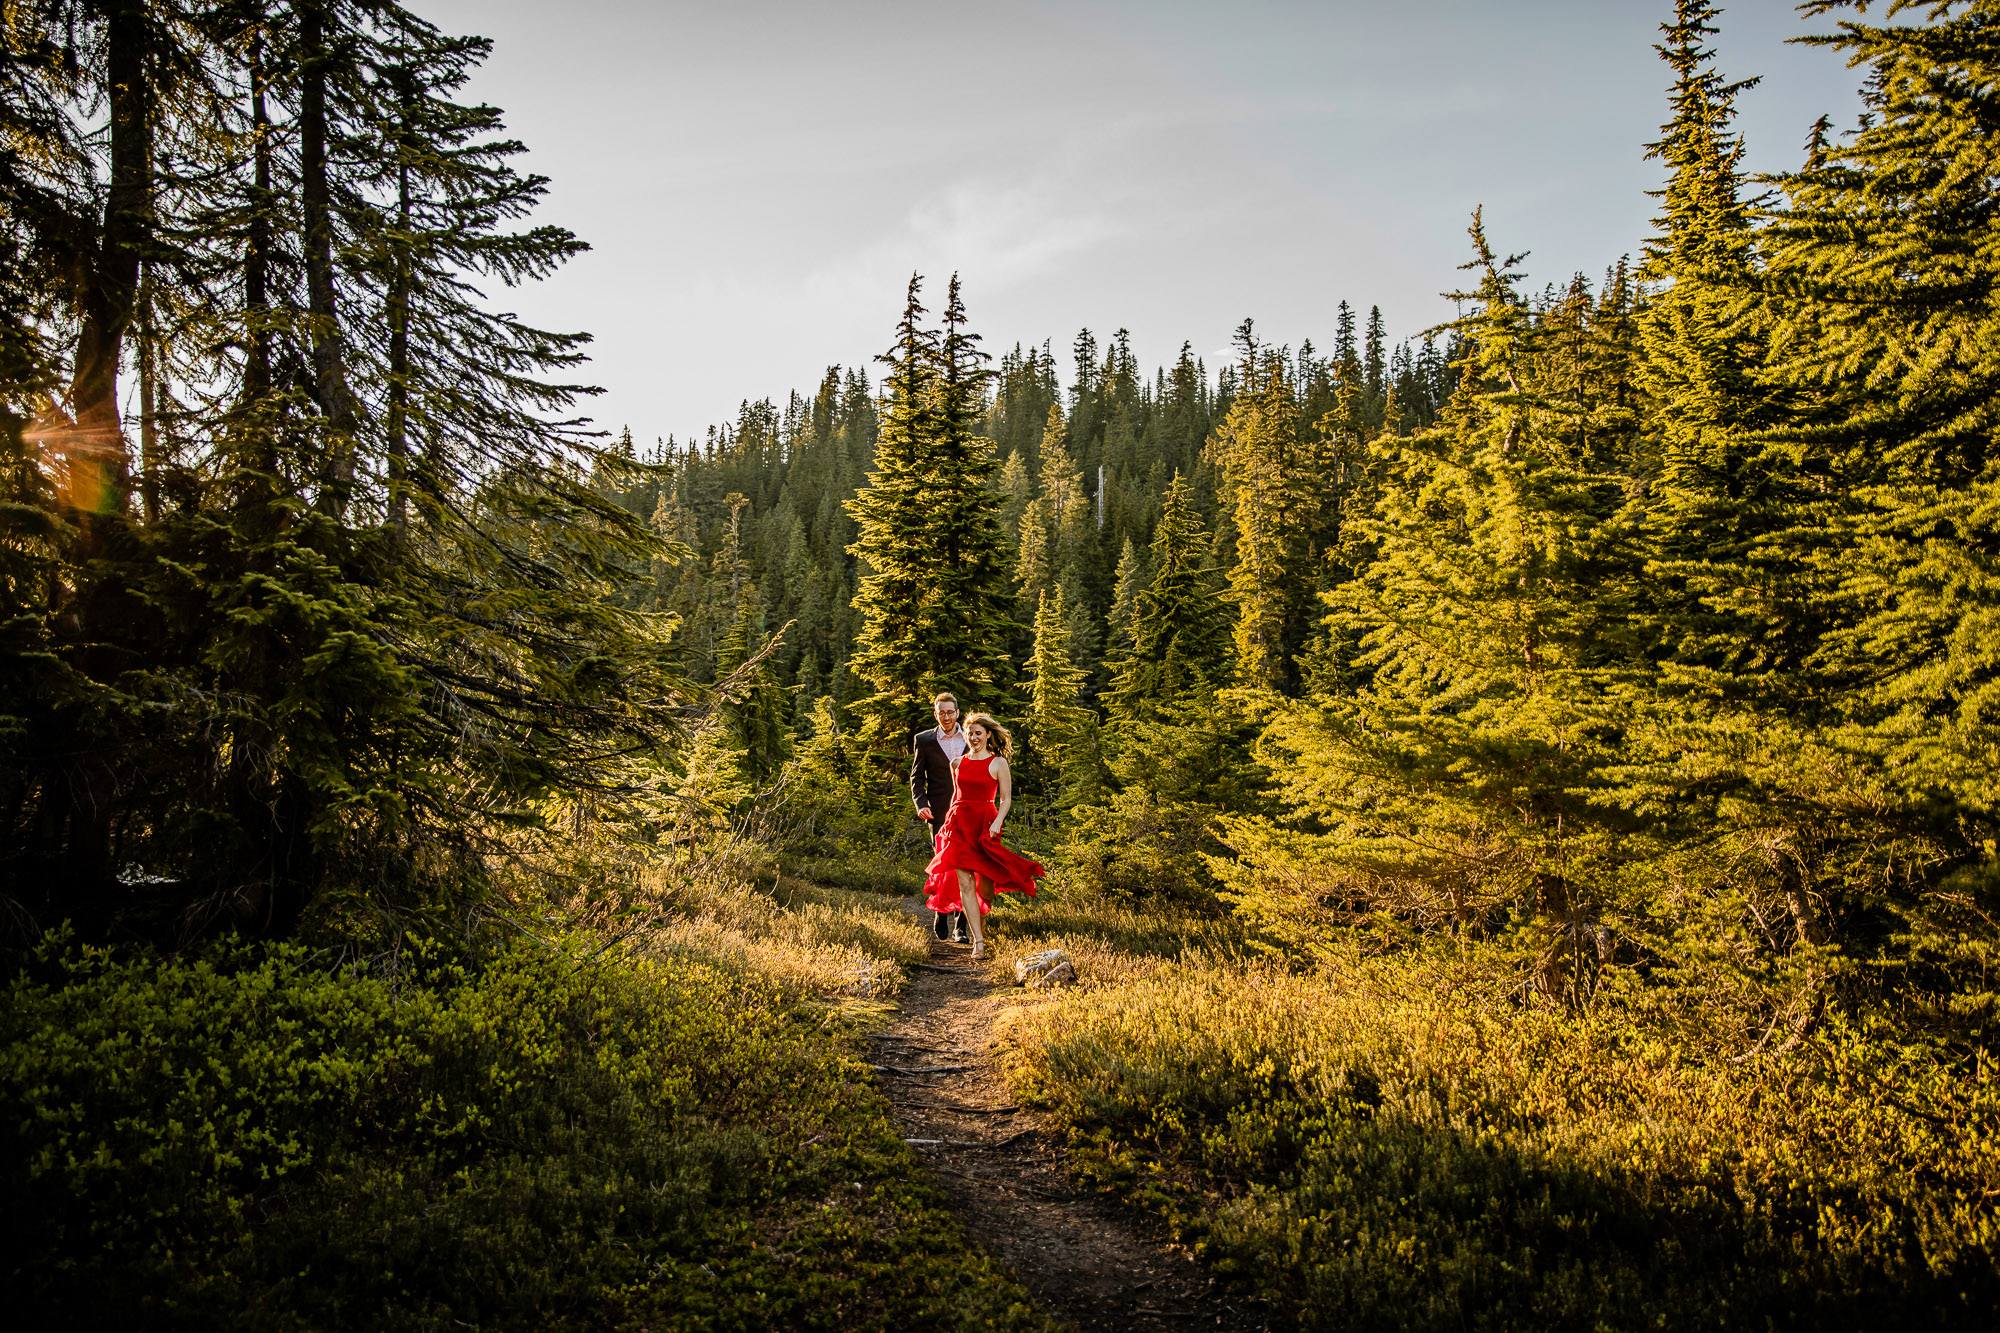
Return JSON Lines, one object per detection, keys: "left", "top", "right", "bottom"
{"left": 1104, "top": 471, "right": 1226, "bottom": 723}
{"left": 1024, "top": 586, "right": 1096, "bottom": 806}
{"left": 1212, "top": 323, "right": 1308, "bottom": 693}
{"left": 1222, "top": 212, "right": 1647, "bottom": 997}
{"left": 846, "top": 274, "right": 1015, "bottom": 735}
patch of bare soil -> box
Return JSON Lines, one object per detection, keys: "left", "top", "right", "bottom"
{"left": 874, "top": 898, "right": 1273, "bottom": 1332}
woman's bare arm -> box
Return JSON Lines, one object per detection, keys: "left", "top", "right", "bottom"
{"left": 991, "top": 756, "right": 1012, "bottom": 835}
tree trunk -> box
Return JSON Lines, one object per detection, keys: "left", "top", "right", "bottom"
{"left": 1532, "top": 870, "right": 1571, "bottom": 1002}
{"left": 1732, "top": 842, "right": 1829, "bottom": 1061}
{"left": 300, "top": 0, "right": 359, "bottom": 518}
{"left": 66, "top": 0, "right": 152, "bottom": 515}
{"left": 386, "top": 67, "right": 414, "bottom": 540}
{"left": 1774, "top": 845, "right": 1827, "bottom": 948}
{"left": 137, "top": 262, "right": 158, "bottom": 521}
{"left": 242, "top": 21, "right": 273, "bottom": 408}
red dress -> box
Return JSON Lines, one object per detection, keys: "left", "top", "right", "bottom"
{"left": 924, "top": 753, "right": 1044, "bottom": 915}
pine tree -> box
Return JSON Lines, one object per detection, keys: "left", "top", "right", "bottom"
{"left": 997, "top": 450, "right": 1033, "bottom": 543}
{"left": 1735, "top": 0, "right": 2000, "bottom": 994}
{"left": 1014, "top": 402, "right": 1073, "bottom": 608}
{"left": 1363, "top": 304, "right": 1387, "bottom": 428}
{"left": 1333, "top": 300, "right": 1359, "bottom": 380}
{"left": 1106, "top": 472, "right": 1226, "bottom": 722}
{"left": 1042, "top": 403, "right": 1090, "bottom": 582}
{"left": 1, "top": 3, "right": 697, "bottom": 930}
{"left": 714, "top": 494, "right": 789, "bottom": 783}
{"left": 1025, "top": 587, "right": 1094, "bottom": 803}
{"left": 1635, "top": 0, "right": 1790, "bottom": 676}
{"left": 847, "top": 274, "right": 1014, "bottom": 735}
{"left": 1223, "top": 211, "right": 1645, "bottom": 999}
{"left": 1213, "top": 322, "right": 1306, "bottom": 692}
{"left": 1104, "top": 536, "right": 1148, "bottom": 665}
{"left": 845, "top": 276, "right": 940, "bottom": 731}
{"left": 929, "top": 274, "right": 1018, "bottom": 702}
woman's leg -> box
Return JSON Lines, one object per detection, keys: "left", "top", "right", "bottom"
{"left": 959, "top": 869, "right": 985, "bottom": 956}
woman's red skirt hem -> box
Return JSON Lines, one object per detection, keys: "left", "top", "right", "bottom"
{"left": 924, "top": 816, "right": 1044, "bottom": 915}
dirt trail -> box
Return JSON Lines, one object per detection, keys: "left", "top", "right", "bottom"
{"left": 874, "top": 899, "right": 1271, "bottom": 1332}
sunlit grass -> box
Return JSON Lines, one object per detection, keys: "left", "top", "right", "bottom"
{"left": 634, "top": 857, "right": 931, "bottom": 1000}
{"left": 989, "top": 894, "right": 2000, "bottom": 1329}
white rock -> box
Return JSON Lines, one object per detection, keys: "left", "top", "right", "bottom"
{"left": 1013, "top": 948, "right": 1072, "bottom": 987}
{"left": 1028, "top": 960, "right": 1074, "bottom": 989}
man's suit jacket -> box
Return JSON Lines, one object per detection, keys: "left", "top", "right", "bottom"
{"left": 910, "top": 728, "right": 958, "bottom": 825}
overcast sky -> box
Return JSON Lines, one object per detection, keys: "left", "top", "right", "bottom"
{"left": 417, "top": 0, "right": 1874, "bottom": 448}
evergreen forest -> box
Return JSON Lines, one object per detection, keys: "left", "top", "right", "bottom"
{"left": 4, "top": 1, "right": 2000, "bottom": 1329}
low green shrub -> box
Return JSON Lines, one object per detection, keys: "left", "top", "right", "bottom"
{"left": 1006, "top": 956, "right": 2000, "bottom": 1331}
{"left": 2, "top": 930, "right": 1047, "bottom": 1331}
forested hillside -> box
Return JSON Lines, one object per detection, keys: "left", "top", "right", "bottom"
{"left": 5, "top": 0, "right": 2000, "bottom": 1327}
{"left": 611, "top": 305, "right": 1459, "bottom": 735}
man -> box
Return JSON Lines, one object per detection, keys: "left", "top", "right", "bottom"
{"left": 910, "top": 691, "right": 969, "bottom": 943}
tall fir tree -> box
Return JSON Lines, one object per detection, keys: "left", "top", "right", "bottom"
{"left": 1740, "top": 0, "right": 2000, "bottom": 999}
{"left": 1222, "top": 212, "right": 1645, "bottom": 995}
{"left": 846, "top": 274, "right": 1014, "bottom": 736}
{"left": 1105, "top": 472, "right": 1227, "bottom": 722}
{"left": 1213, "top": 321, "right": 1306, "bottom": 692}
{"left": 1635, "top": 0, "right": 1792, "bottom": 678}
{"left": 1024, "top": 587, "right": 1095, "bottom": 805}
{"left": 1104, "top": 536, "right": 1147, "bottom": 667}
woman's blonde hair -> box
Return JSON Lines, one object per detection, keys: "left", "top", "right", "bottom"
{"left": 962, "top": 712, "right": 1013, "bottom": 758}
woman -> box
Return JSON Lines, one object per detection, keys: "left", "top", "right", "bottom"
{"left": 923, "top": 712, "right": 1043, "bottom": 959}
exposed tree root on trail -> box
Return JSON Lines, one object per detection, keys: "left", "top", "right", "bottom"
{"left": 876, "top": 899, "right": 1271, "bottom": 1332}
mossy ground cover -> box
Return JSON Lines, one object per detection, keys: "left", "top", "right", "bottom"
{"left": 2, "top": 877, "right": 1052, "bottom": 1331}
{"left": 989, "top": 890, "right": 2000, "bottom": 1332}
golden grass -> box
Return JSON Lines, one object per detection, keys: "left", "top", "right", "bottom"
{"left": 987, "top": 911, "right": 2000, "bottom": 1326}
{"left": 1004, "top": 939, "right": 2000, "bottom": 1204}
{"left": 630, "top": 855, "right": 931, "bottom": 1000}
{"left": 981, "top": 883, "right": 1250, "bottom": 988}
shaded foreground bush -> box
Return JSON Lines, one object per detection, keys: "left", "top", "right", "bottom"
{"left": 1004, "top": 954, "right": 2000, "bottom": 1331}
{"left": 2, "top": 931, "right": 1046, "bottom": 1331}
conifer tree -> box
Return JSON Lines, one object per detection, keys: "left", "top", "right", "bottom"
{"left": 929, "top": 273, "right": 1017, "bottom": 699}
{"left": 1105, "top": 537, "right": 1147, "bottom": 664}
{"left": 1333, "top": 301, "right": 1359, "bottom": 380}
{"left": 1106, "top": 472, "right": 1226, "bottom": 722}
{"left": 1635, "top": 0, "right": 1789, "bottom": 676}
{"left": 847, "top": 274, "right": 1014, "bottom": 734}
{"left": 1014, "top": 403, "right": 1068, "bottom": 608}
{"left": 1059, "top": 570, "right": 1099, "bottom": 686}
{"left": 1224, "top": 212, "right": 1644, "bottom": 999}
{"left": 1364, "top": 304, "right": 1387, "bottom": 412}
{"left": 1736, "top": 0, "right": 2000, "bottom": 990}
{"left": 714, "top": 494, "right": 789, "bottom": 782}
{"left": 1025, "top": 587, "right": 1095, "bottom": 802}
{"left": 997, "top": 450, "right": 1033, "bottom": 543}
{"left": 1, "top": 2, "right": 695, "bottom": 929}
{"left": 845, "top": 276, "right": 940, "bottom": 731}
{"left": 1213, "top": 322, "right": 1306, "bottom": 692}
